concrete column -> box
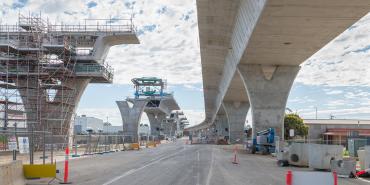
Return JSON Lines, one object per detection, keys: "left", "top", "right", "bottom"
{"left": 223, "top": 101, "right": 249, "bottom": 144}
{"left": 17, "top": 78, "right": 91, "bottom": 148}
{"left": 215, "top": 114, "right": 229, "bottom": 140}
{"left": 52, "top": 78, "right": 91, "bottom": 146}
{"left": 52, "top": 78, "right": 91, "bottom": 129}
{"left": 116, "top": 99, "right": 147, "bottom": 143}
{"left": 170, "top": 121, "right": 177, "bottom": 137}
{"left": 146, "top": 112, "right": 166, "bottom": 139}
{"left": 17, "top": 77, "right": 46, "bottom": 132}
{"left": 162, "top": 121, "right": 170, "bottom": 137}
{"left": 163, "top": 121, "right": 176, "bottom": 138}
{"left": 238, "top": 64, "right": 300, "bottom": 140}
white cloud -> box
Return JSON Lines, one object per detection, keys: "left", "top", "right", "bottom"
{"left": 297, "top": 12, "right": 370, "bottom": 87}
{"left": 182, "top": 84, "right": 203, "bottom": 92}
{"left": 299, "top": 106, "right": 370, "bottom": 120}
{"left": 325, "top": 90, "right": 343, "bottom": 95}
{"left": 288, "top": 96, "right": 315, "bottom": 104}
{"left": 182, "top": 109, "right": 204, "bottom": 127}
{"left": 1, "top": 0, "right": 202, "bottom": 86}
{"left": 325, "top": 100, "right": 346, "bottom": 107}
{"left": 2, "top": 0, "right": 203, "bottom": 124}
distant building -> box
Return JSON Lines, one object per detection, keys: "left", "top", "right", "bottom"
{"left": 304, "top": 119, "right": 370, "bottom": 146}
{"left": 103, "top": 122, "right": 123, "bottom": 134}
{"left": 74, "top": 115, "right": 104, "bottom": 134}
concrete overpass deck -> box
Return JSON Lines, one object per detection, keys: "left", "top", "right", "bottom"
{"left": 190, "top": 0, "right": 370, "bottom": 143}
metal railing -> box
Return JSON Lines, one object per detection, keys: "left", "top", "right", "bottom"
{"left": 75, "top": 63, "right": 114, "bottom": 81}
{"left": 47, "top": 24, "right": 135, "bottom": 33}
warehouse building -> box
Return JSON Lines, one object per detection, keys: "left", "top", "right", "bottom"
{"left": 304, "top": 119, "right": 370, "bottom": 146}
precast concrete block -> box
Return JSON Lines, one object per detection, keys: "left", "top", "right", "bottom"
{"left": 358, "top": 149, "right": 365, "bottom": 170}
{"left": 0, "top": 160, "right": 25, "bottom": 185}
{"left": 330, "top": 158, "right": 356, "bottom": 177}
{"left": 287, "top": 143, "right": 310, "bottom": 167}
{"left": 363, "top": 146, "right": 370, "bottom": 170}
{"left": 308, "top": 144, "right": 343, "bottom": 170}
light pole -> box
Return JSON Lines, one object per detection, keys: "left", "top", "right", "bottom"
{"left": 314, "top": 106, "right": 318, "bottom": 119}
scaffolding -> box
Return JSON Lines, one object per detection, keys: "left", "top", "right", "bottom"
{"left": 0, "top": 13, "right": 135, "bottom": 154}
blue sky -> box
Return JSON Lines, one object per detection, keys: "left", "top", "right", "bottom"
{"left": 2, "top": 0, "right": 370, "bottom": 126}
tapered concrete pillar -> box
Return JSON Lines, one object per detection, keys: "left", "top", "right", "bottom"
{"left": 215, "top": 114, "right": 229, "bottom": 140}
{"left": 223, "top": 101, "right": 249, "bottom": 144}
{"left": 162, "top": 121, "right": 170, "bottom": 137}
{"left": 52, "top": 78, "right": 91, "bottom": 128}
{"left": 17, "top": 77, "right": 46, "bottom": 132}
{"left": 17, "top": 78, "right": 91, "bottom": 148}
{"left": 116, "top": 99, "right": 147, "bottom": 143}
{"left": 238, "top": 64, "right": 300, "bottom": 140}
{"left": 147, "top": 112, "right": 166, "bottom": 139}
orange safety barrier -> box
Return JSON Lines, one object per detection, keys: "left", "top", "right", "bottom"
{"left": 131, "top": 143, "right": 140, "bottom": 150}
{"left": 146, "top": 142, "right": 156, "bottom": 148}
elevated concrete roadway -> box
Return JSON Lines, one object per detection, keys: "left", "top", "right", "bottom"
{"left": 190, "top": 0, "right": 370, "bottom": 141}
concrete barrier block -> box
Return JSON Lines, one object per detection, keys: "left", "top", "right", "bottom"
{"left": 358, "top": 149, "right": 365, "bottom": 170}
{"left": 0, "top": 160, "right": 25, "bottom": 185}
{"left": 364, "top": 146, "right": 370, "bottom": 169}
{"left": 309, "top": 144, "right": 343, "bottom": 170}
{"left": 330, "top": 158, "right": 356, "bottom": 177}
{"left": 288, "top": 143, "right": 310, "bottom": 167}
{"left": 124, "top": 143, "right": 132, "bottom": 150}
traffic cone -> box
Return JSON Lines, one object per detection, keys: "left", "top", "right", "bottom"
{"left": 60, "top": 147, "right": 72, "bottom": 184}
{"left": 232, "top": 145, "right": 239, "bottom": 164}
{"left": 286, "top": 170, "right": 292, "bottom": 185}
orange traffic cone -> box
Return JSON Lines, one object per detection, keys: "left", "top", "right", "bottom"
{"left": 232, "top": 145, "right": 239, "bottom": 164}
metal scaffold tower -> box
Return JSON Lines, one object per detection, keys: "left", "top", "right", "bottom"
{"left": 0, "top": 12, "right": 137, "bottom": 153}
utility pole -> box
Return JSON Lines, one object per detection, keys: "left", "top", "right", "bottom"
{"left": 315, "top": 106, "right": 318, "bottom": 119}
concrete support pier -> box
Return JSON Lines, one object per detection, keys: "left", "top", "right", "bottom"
{"left": 18, "top": 78, "right": 90, "bottom": 147}
{"left": 116, "top": 99, "right": 147, "bottom": 143}
{"left": 147, "top": 112, "right": 166, "bottom": 140}
{"left": 214, "top": 114, "right": 229, "bottom": 140}
{"left": 223, "top": 101, "right": 249, "bottom": 144}
{"left": 238, "top": 64, "right": 300, "bottom": 140}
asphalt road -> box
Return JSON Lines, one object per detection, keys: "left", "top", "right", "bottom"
{"left": 28, "top": 139, "right": 369, "bottom": 185}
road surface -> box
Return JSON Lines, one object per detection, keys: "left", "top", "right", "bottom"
{"left": 28, "top": 139, "right": 368, "bottom": 185}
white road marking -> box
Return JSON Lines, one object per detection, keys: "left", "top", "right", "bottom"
{"left": 205, "top": 147, "right": 215, "bottom": 185}
{"left": 102, "top": 148, "right": 185, "bottom": 185}
{"left": 197, "top": 150, "right": 200, "bottom": 161}
{"left": 358, "top": 177, "right": 370, "bottom": 183}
